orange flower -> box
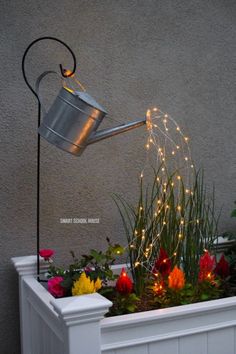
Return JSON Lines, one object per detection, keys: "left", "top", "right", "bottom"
{"left": 168, "top": 266, "right": 185, "bottom": 290}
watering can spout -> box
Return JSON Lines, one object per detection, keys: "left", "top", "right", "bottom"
{"left": 87, "top": 119, "right": 146, "bottom": 145}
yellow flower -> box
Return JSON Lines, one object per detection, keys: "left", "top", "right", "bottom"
{"left": 94, "top": 277, "right": 102, "bottom": 292}
{"left": 72, "top": 272, "right": 102, "bottom": 296}
{"left": 168, "top": 266, "right": 185, "bottom": 290}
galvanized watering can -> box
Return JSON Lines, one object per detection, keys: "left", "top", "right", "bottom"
{"left": 38, "top": 86, "right": 146, "bottom": 156}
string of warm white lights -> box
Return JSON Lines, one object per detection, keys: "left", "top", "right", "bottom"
{"left": 125, "top": 107, "right": 205, "bottom": 275}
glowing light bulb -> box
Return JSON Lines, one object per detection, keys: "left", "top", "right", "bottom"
{"left": 185, "top": 189, "right": 190, "bottom": 193}
{"left": 172, "top": 151, "right": 175, "bottom": 155}
{"left": 164, "top": 114, "right": 168, "bottom": 118}
{"left": 191, "top": 164, "right": 194, "bottom": 168}
{"left": 134, "top": 261, "right": 140, "bottom": 267}
{"left": 177, "top": 205, "right": 181, "bottom": 211}
{"left": 173, "top": 252, "right": 177, "bottom": 256}
{"left": 176, "top": 127, "right": 180, "bottom": 131}
{"left": 157, "top": 200, "right": 161, "bottom": 204}
{"left": 153, "top": 107, "right": 158, "bottom": 112}
{"left": 163, "top": 221, "right": 166, "bottom": 225}
{"left": 134, "top": 230, "right": 138, "bottom": 235}
{"left": 176, "top": 145, "right": 180, "bottom": 149}
{"left": 163, "top": 119, "right": 167, "bottom": 123}
{"left": 184, "top": 137, "right": 189, "bottom": 142}
{"left": 177, "top": 175, "right": 181, "bottom": 180}
{"left": 161, "top": 167, "right": 165, "bottom": 172}
{"left": 178, "top": 233, "right": 182, "bottom": 239}
{"left": 146, "top": 143, "right": 150, "bottom": 150}
{"left": 184, "top": 157, "right": 188, "bottom": 161}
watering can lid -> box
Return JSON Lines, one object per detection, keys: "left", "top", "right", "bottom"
{"left": 73, "top": 90, "right": 107, "bottom": 114}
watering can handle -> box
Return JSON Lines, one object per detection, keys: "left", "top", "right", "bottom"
{"left": 21, "top": 36, "right": 77, "bottom": 103}
{"left": 35, "top": 70, "right": 61, "bottom": 115}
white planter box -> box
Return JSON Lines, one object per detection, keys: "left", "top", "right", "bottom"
{"left": 13, "top": 256, "right": 236, "bottom": 354}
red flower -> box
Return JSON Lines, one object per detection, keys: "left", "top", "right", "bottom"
{"left": 48, "top": 276, "right": 65, "bottom": 298}
{"left": 116, "top": 268, "right": 133, "bottom": 295}
{"left": 39, "top": 249, "right": 54, "bottom": 260}
{"left": 153, "top": 248, "right": 171, "bottom": 277}
{"left": 198, "top": 251, "right": 216, "bottom": 282}
{"left": 215, "top": 255, "right": 230, "bottom": 279}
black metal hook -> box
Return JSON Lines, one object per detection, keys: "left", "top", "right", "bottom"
{"left": 21, "top": 37, "right": 76, "bottom": 282}
{"left": 21, "top": 36, "right": 77, "bottom": 102}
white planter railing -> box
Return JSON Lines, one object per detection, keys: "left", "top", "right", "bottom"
{"left": 13, "top": 255, "right": 236, "bottom": 354}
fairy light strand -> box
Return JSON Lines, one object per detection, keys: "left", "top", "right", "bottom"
{"left": 126, "top": 106, "right": 202, "bottom": 273}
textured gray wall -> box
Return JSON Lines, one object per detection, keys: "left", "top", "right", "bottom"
{"left": 0, "top": 0, "right": 235, "bottom": 352}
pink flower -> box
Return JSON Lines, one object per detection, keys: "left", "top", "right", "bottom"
{"left": 48, "top": 276, "right": 65, "bottom": 298}
{"left": 39, "top": 249, "right": 54, "bottom": 260}
{"left": 215, "top": 255, "right": 230, "bottom": 279}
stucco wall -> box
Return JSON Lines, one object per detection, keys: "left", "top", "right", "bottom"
{"left": 0, "top": 0, "right": 235, "bottom": 352}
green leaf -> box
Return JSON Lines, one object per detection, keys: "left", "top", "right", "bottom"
{"left": 126, "top": 304, "right": 136, "bottom": 312}
{"left": 200, "top": 293, "right": 209, "bottom": 301}
{"left": 61, "top": 277, "right": 73, "bottom": 290}
{"left": 231, "top": 209, "right": 236, "bottom": 218}
{"left": 99, "top": 287, "right": 115, "bottom": 296}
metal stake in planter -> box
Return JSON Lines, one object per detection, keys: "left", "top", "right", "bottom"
{"left": 21, "top": 36, "right": 146, "bottom": 281}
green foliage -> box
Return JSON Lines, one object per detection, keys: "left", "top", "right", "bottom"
{"left": 222, "top": 201, "right": 236, "bottom": 276}
{"left": 151, "top": 281, "right": 222, "bottom": 309}
{"left": 114, "top": 167, "right": 219, "bottom": 295}
{"left": 108, "top": 291, "right": 139, "bottom": 316}
{"left": 48, "top": 238, "right": 124, "bottom": 295}
{"left": 231, "top": 201, "right": 236, "bottom": 218}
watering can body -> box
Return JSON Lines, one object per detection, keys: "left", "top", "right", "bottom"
{"left": 38, "top": 87, "right": 146, "bottom": 156}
